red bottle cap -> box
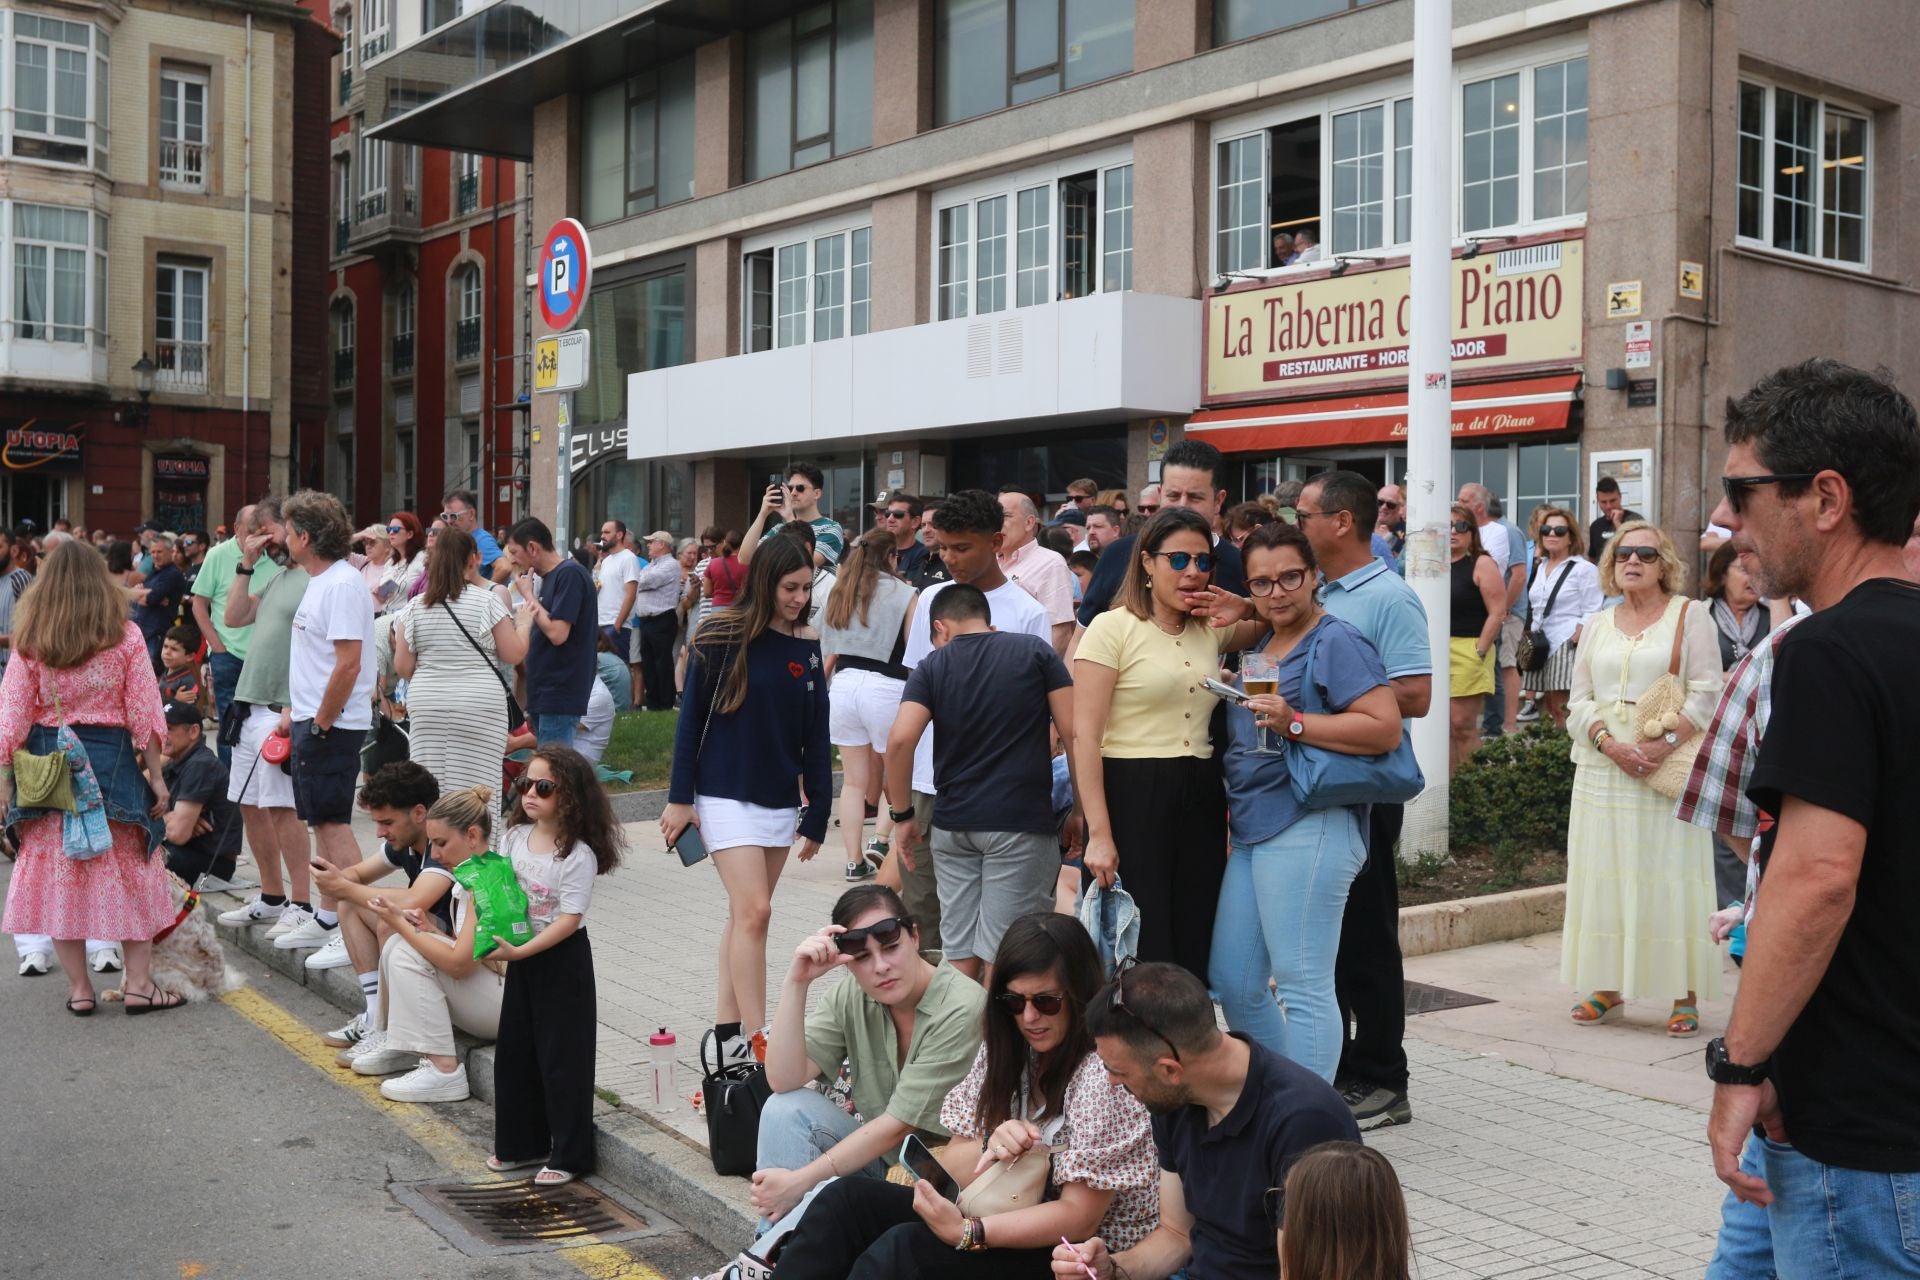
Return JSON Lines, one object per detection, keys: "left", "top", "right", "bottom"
{"left": 648, "top": 1027, "right": 676, "bottom": 1047}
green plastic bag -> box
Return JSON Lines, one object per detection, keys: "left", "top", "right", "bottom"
{"left": 450, "top": 850, "right": 534, "bottom": 960}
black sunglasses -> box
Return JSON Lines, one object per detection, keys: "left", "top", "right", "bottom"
{"left": 512, "top": 776, "right": 557, "bottom": 797}
{"left": 1615, "top": 544, "right": 1663, "bottom": 563}
{"left": 1137, "top": 504, "right": 1160, "bottom": 515}
{"left": 1540, "top": 525, "right": 1572, "bottom": 537}
{"left": 1722, "top": 472, "right": 1818, "bottom": 514}
{"left": 996, "top": 991, "right": 1066, "bottom": 1016}
{"left": 1450, "top": 520, "right": 1475, "bottom": 533}
{"left": 833, "top": 916, "right": 912, "bottom": 957}
{"left": 1248, "top": 569, "right": 1310, "bottom": 596}
{"left": 1110, "top": 959, "right": 1180, "bottom": 1062}
{"left": 1154, "top": 551, "right": 1215, "bottom": 573}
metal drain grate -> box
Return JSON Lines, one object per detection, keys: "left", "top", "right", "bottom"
{"left": 397, "top": 1177, "right": 653, "bottom": 1256}
{"left": 1404, "top": 981, "right": 1496, "bottom": 1016}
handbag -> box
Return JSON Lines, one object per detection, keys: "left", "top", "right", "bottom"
{"left": 12, "top": 679, "right": 74, "bottom": 812}
{"left": 1515, "top": 559, "right": 1574, "bottom": 673}
{"left": 1632, "top": 601, "right": 1705, "bottom": 800}
{"left": 1285, "top": 625, "right": 1426, "bottom": 809}
{"left": 701, "top": 1032, "right": 773, "bottom": 1177}
{"left": 956, "top": 1083, "right": 1064, "bottom": 1217}
{"left": 439, "top": 597, "right": 526, "bottom": 727}
{"left": 217, "top": 696, "right": 248, "bottom": 750}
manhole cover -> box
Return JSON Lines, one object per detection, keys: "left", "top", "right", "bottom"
{"left": 1404, "top": 981, "right": 1496, "bottom": 1015}
{"left": 393, "top": 1177, "right": 655, "bottom": 1256}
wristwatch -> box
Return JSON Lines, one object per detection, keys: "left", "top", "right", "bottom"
{"left": 234, "top": 563, "right": 255, "bottom": 576}
{"left": 1664, "top": 730, "right": 1680, "bottom": 746}
{"left": 1286, "top": 710, "right": 1307, "bottom": 737}
{"left": 1704, "top": 1036, "right": 1770, "bottom": 1086}
{"left": 888, "top": 804, "right": 917, "bottom": 824}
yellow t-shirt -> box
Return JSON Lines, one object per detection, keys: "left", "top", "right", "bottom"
{"left": 1076, "top": 608, "right": 1226, "bottom": 759}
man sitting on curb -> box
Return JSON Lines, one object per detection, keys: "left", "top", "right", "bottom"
{"left": 1053, "top": 961, "right": 1358, "bottom": 1280}
{"left": 159, "top": 701, "right": 242, "bottom": 887}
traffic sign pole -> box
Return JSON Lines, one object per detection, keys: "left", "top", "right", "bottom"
{"left": 537, "top": 219, "right": 593, "bottom": 548}
{"left": 556, "top": 392, "right": 572, "bottom": 545}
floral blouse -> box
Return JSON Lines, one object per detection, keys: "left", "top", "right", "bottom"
{"left": 0, "top": 622, "right": 167, "bottom": 756}
{"left": 939, "top": 1045, "right": 1161, "bottom": 1251}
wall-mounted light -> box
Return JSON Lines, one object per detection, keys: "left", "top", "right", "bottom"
{"left": 129, "top": 353, "right": 156, "bottom": 425}
{"left": 1461, "top": 235, "right": 1516, "bottom": 260}
{"left": 1210, "top": 270, "right": 1266, "bottom": 292}
{"left": 1329, "top": 257, "right": 1359, "bottom": 277}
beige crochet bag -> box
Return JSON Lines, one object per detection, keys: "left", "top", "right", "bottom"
{"left": 1633, "top": 603, "right": 1703, "bottom": 800}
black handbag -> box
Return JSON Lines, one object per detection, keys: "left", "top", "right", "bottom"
{"left": 1516, "top": 559, "right": 1574, "bottom": 673}
{"left": 217, "top": 697, "right": 248, "bottom": 750}
{"left": 702, "top": 1034, "right": 774, "bottom": 1177}
{"left": 438, "top": 597, "right": 527, "bottom": 727}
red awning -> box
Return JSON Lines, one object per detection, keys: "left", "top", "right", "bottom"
{"left": 1186, "top": 375, "right": 1582, "bottom": 453}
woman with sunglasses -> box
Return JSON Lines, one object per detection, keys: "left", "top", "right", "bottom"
{"left": 1074, "top": 508, "right": 1229, "bottom": 976}
{"left": 1206, "top": 521, "right": 1401, "bottom": 1083}
{"left": 742, "top": 886, "right": 985, "bottom": 1256}
{"left": 382, "top": 512, "right": 428, "bottom": 608}
{"left": 766, "top": 912, "right": 1156, "bottom": 1279}
{"left": 1094, "top": 489, "right": 1128, "bottom": 521}
{"left": 1518, "top": 507, "right": 1601, "bottom": 730}
{"left": 1447, "top": 503, "right": 1508, "bottom": 772}
{"left": 1563, "top": 522, "right": 1723, "bottom": 1036}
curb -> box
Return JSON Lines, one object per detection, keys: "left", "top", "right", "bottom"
{"left": 1398, "top": 883, "right": 1566, "bottom": 959}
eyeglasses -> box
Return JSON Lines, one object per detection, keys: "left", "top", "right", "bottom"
{"left": 1154, "top": 551, "right": 1215, "bottom": 573}
{"left": 1540, "top": 525, "right": 1572, "bottom": 537}
{"left": 1378, "top": 499, "right": 1402, "bottom": 510}
{"left": 1450, "top": 520, "right": 1475, "bottom": 533}
{"left": 1137, "top": 504, "right": 1160, "bottom": 515}
{"left": 387, "top": 525, "right": 406, "bottom": 535}
{"left": 1247, "top": 569, "right": 1311, "bottom": 596}
{"left": 883, "top": 510, "right": 911, "bottom": 520}
{"left": 1615, "top": 544, "right": 1664, "bottom": 563}
{"left": 1722, "top": 472, "right": 1818, "bottom": 514}
{"left": 1068, "top": 494, "right": 1092, "bottom": 505}
{"left": 511, "top": 776, "right": 557, "bottom": 797}
{"left": 832, "top": 915, "right": 912, "bottom": 957}
{"left": 438, "top": 511, "right": 463, "bottom": 524}
{"left": 1109, "top": 959, "right": 1180, "bottom": 1062}
{"left": 995, "top": 991, "right": 1066, "bottom": 1016}
{"left": 1293, "top": 508, "right": 1331, "bottom": 523}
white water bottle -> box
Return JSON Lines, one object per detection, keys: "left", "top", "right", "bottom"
{"left": 648, "top": 1027, "right": 678, "bottom": 1113}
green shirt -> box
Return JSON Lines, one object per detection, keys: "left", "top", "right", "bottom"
{"left": 191, "top": 537, "right": 281, "bottom": 660}
{"left": 803, "top": 955, "right": 985, "bottom": 1137}
{"left": 232, "top": 565, "right": 308, "bottom": 707}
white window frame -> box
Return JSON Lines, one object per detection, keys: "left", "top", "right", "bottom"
{"left": 457, "top": 264, "right": 481, "bottom": 324}
{"left": 7, "top": 14, "right": 111, "bottom": 171}
{"left": 1733, "top": 76, "right": 1873, "bottom": 272}
{"left": 355, "top": 120, "right": 388, "bottom": 220}
{"left": 361, "top": 0, "right": 389, "bottom": 62}
{"left": 158, "top": 67, "right": 209, "bottom": 192}
{"left": 1208, "top": 35, "right": 1589, "bottom": 276}
{"left": 154, "top": 258, "right": 211, "bottom": 393}
{"left": 9, "top": 202, "right": 97, "bottom": 345}
{"left": 740, "top": 209, "right": 874, "bottom": 351}
{"left": 930, "top": 144, "right": 1134, "bottom": 322}
{"left": 395, "top": 281, "right": 415, "bottom": 340}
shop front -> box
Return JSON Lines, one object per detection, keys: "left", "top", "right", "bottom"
{"left": 0, "top": 417, "right": 83, "bottom": 528}
{"left": 1188, "top": 233, "right": 1587, "bottom": 522}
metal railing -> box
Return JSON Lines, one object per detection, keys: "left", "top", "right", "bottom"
{"left": 456, "top": 172, "right": 478, "bottom": 214}
{"left": 155, "top": 340, "right": 209, "bottom": 393}
{"left": 158, "top": 138, "right": 206, "bottom": 190}
{"left": 391, "top": 333, "right": 414, "bottom": 373}
{"left": 339, "top": 68, "right": 353, "bottom": 101}
{"left": 356, "top": 191, "right": 387, "bottom": 221}
{"left": 334, "top": 348, "right": 355, "bottom": 387}
{"left": 454, "top": 317, "right": 481, "bottom": 361}
{"left": 336, "top": 218, "right": 350, "bottom": 253}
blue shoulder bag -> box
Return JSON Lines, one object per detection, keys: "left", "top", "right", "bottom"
{"left": 1286, "top": 624, "right": 1426, "bottom": 809}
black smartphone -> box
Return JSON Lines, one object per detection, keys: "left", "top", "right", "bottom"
{"left": 768, "top": 474, "right": 786, "bottom": 506}
{"left": 898, "top": 1134, "right": 958, "bottom": 1202}
{"left": 673, "top": 823, "right": 709, "bottom": 867}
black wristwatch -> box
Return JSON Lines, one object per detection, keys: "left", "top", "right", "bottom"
{"left": 234, "top": 563, "right": 255, "bottom": 576}
{"left": 1704, "top": 1037, "right": 1770, "bottom": 1086}
{"left": 888, "top": 804, "right": 917, "bottom": 824}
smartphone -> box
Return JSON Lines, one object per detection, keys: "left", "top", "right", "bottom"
{"left": 1203, "top": 676, "right": 1250, "bottom": 704}
{"left": 768, "top": 474, "right": 786, "bottom": 506}
{"left": 672, "top": 822, "right": 709, "bottom": 867}
{"left": 898, "top": 1134, "right": 959, "bottom": 1202}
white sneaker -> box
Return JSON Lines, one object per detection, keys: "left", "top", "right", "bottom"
{"left": 274, "top": 917, "right": 332, "bottom": 951}
{"left": 17, "top": 951, "right": 50, "bottom": 977}
{"left": 265, "top": 905, "right": 312, "bottom": 939}
{"left": 338, "top": 1028, "right": 387, "bottom": 1067}
{"left": 89, "top": 947, "right": 123, "bottom": 974}
{"left": 218, "top": 897, "right": 285, "bottom": 928}
{"left": 381, "top": 1060, "right": 471, "bottom": 1103}
{"left": 304, "top": 932, "right": 351, "bottom": 971}
{"left": 322, "top": 1013, "right": 372, "bottom": 1048}
{"left": 353, "top": 1045, "right": 420, "bottom": 1076}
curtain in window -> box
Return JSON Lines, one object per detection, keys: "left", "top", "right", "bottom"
{"left": 15, "top": 246, "right": 48, "bottom": 340}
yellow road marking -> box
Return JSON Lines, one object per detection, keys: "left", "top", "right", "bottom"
{"left": 220, "top": 986, "right": 666, "bottom": 1280}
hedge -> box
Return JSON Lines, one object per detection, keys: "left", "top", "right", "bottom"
{"left": 1448, "top": 721, "right": 1576, "bottom": 854}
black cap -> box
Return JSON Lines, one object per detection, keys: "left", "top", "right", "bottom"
{"left": 163, "top": 700, "right": 205, "bottom": 729}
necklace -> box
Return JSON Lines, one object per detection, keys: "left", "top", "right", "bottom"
{"left": 1152, "top": 609, "right": 1186, "bottom": 637}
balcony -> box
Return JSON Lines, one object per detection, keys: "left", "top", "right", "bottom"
{"left": 339, "top": 68, "right": 353, "bottom": 102}
{"left": 0, "top": 327, "right": 109, "bottom": 389}
{"left": 155, "top": 340, "right": 209, "bottom": 394}
{"left": 333, "top": 348, "right": 355, "bottom": 388}
{"left": 158, "top": 138, "right": 207, "bottom": 192}
{"left": 362, "top": 31, "right": 390, "bottom": 62}
{"left": 456, "top": 172, "right": 478, "bottom": 215}
{"left": 391, "top": 333, "right": 414, "bottom": 374}
{"left": 454, "top": 317, "right": 481, "bottom": 361}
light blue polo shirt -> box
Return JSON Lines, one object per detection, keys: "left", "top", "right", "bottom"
{"left": 1318, "top": 558, "right": 1431, "bottom": 681}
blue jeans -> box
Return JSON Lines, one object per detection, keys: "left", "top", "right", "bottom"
{"left": 532, "top": 713, "right": 578, "bottom": 748}
{"left": 1727, "top": 1137, "right": 1920, "bottom": 1277}
{"left": 753, "top": 1088, "right": 885, "bottom": 1239}
{"left": 209, "top": 651, "right": 242, "bottom": 766}
{"left": 1208, "top": 807, "right": 1367, "bottom": 1083}
{"left": 1707, "top": 1135, "right": 1774, "bottom": 1279}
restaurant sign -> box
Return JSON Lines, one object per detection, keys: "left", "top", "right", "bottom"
{"left": 2, "top": 420, "right": 84, "bottom": 470}
{"left": 1205, "top": 237, "right": 1584, "bottom": 402}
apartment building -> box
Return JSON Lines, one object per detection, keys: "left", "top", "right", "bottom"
{"left": 0, "top": 0, "right": 330, "bottom": 533}
{"left": 366, "top": 0, "right": 1917, "bottom": 546}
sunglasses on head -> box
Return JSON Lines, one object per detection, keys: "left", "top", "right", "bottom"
{"left": 512, "top": 776, "right": 557, "bottom": 797}
{"left": 1109, "top": 959, "right": 1180, "bottom": 1062}
{"left": 832, "top": 915, "right": 912, "bottom": 957}
{"left": 1154, "top": 551, "right": 1215, "bottom": 572}
{"left": 1540, "top": 525, "right": 1572, "bottom": 537}
{"left": 1722, "top": 472, "right": 1818, "bottom": 514}
{"left": 1247, "top": 568, "right": 1311, "bottom": 596}
{"left": 1615, "top": 544, "right": 1663, "bottom": 563}
{"left": 996, "top": 991, "right": 1066, "bottom": 1016}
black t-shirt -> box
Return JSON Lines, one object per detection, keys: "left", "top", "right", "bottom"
{"left": 1748, "top": 578, "right": 1920, "bottom": 1172}
{"left": 382, "top": 839, "right": 457, "bottom": 935}
{"left": 528, "top": 558, "right": 598, "bottom": 716}
{"left": 1153, "top": 1036, "right": 1360, "bottom": 1278}
{"left": 1586, "top": 509, "right": 1642, "bottom": 563}
{"left": 900, "top": 631, "right": 1071, "bottom": 834}
{"left": 163, "top": 745, "right": 240, "bottom": 861}
{"left": 1076, "top": 534, "right": 1245, "bottom": 628}
{"left": 136, "top": 564, "right": 188, "bottom": 640}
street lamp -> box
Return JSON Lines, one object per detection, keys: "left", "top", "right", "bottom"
{"left": 130, "top": 353, "right": 155, "bottom": 425}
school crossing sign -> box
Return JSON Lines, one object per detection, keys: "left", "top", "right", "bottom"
{"left": 538, "top": 218, "right": 593, "bottom": 330}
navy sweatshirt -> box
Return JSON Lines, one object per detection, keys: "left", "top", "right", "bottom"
{"left": 668, "top": 629, "right": 833, "bottom": 845}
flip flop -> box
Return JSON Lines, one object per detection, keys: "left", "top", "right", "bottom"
{"left": 533, "top": 1167, "right": 576, "bottom": 1188}
{"left": 1571, "top": 993, "right": 1624, "bottom": 1026}
{"left": 1667, "top": 1005, "right": 1701, "bottom": 1038}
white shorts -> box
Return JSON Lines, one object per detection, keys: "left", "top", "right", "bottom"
{"left": 228, "top": 703, "right": 297, "bottom": 809}
{"left": 828, "top": 667, "right": 906, "bottom": 752}
{"left": 694, "top": 795, "right": 798, "bottom": 852}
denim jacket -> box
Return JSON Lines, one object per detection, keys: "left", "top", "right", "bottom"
{"left": 8, "top": 723, "right": 163, "bottom": 856}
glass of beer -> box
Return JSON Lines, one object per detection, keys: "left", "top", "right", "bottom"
{"left": 1243, "top": 653, "right": 1280, "bottom": 755}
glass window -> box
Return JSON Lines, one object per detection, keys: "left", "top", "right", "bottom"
{"left": 1736, "top": 82, "right": 1766, "bottom": 241}
{"left": 1330, "top": 104, "right": 1384, "bottom": 253}
{"left": 940, "top": 159, "right": 1129, "bottom": 313}
{"left": 13, "top": 204, "right": 91, "bottom": 343}
{"left": 934, "top": 0, "right": 1134, "bottom": 126}
{"left": 745, "top": 0, "right": 874, "bottom": 181}
{"left": 1102, "top": 164, "right": 1133, "bottom": 292}
{"left": 13, "top": 16, "right": 106, "bottom": 167}
{"left": 155, "top": 258, "right": 210, "bottom": 391}
{"left": 458, "top": 265, "right": 481, "bottom": 322}
{"left": 1461, "top": 72, "right": 1520, "bottom": 232}
{"left": 581, "top": 55, "right": 695, "bottom": 225}
{"left": 775, "top": 242, "right": 807, "bottom": 347}
{"left": 974, "top": 195, "right": 1009, "bottom": 315}
{"left": 1531, "top": 57, "right": 1587, "bottom": 219}
{"left": 1736, "top": 81, "right": 1868, "bottom": 266}
{"left": 1215, "top": 0, "right": 1354, "bottom": 45}
{"left": 576, "top": 271, "right": 689, "bottom": 424}
{"left": 158, "top": 70, "right": 208, "bottom": 191}
{"left": 813, "top": 232, "right": 846, "bottom": 341}
{"left": 1059, "top": 171, "right": 1097, "bottom": 300}
{"left": 938, "top": 204, "right": 970, "bottom": 320}
{"left": 1392, "top": 97, "right": 1413, "bottom": 245}
{"left": 744, "top": 249, "right": 773, "bottom": 352}
{"left": 849, "top": 228, "right": 871, "bottom": 336}
{"left": 1215, "top": 134, "right": 1266, "bottom": 273}
{"left": 93, "top": 213, "right": 107, "bottom": 348}
{"left": 1772, "top": 88, "right": 1816, "bottom": 256}
{"left": 1516, "top": 441, "right": 1581, "bottom": 523}
{"left": 1823, "top": 109, "right": 1868, "bottom": 265}
{"left": 1015, "top": 185, "right": 1051, "bottom": 307}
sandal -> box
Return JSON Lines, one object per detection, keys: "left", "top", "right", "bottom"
{"left": 1571, "top": 993, "right": 1624, "bottom": 1026}
{"left": 1667, "top": 1005, "right": 1701, "bottom": 1038}
{"left": 533, "top": 1167, "right": 576, "bottom": 1188}
{"left": 65, "top": 996, "right": 96, "bottom": 1017}
{"left": 123, "top": 985, "right": 187, "bottom": 1015}
{"left": 486, "top": 1153, "right": 548, "bottom": 1174}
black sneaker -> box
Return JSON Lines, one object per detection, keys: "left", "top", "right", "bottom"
{"left": 1340, "top": 1079, "right": 1412, "bottom": 1130}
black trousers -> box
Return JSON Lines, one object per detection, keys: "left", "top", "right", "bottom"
{"left": 1102, "top": 755, "right": 1227, "bottom": 981}
{"left": 771, "top": 1177, "right": 1056, "bottom": 1280}
{"left": 1334, "top": 803, "right": 1409, "bottom": 1094}
{"left": 494, "top": 928, "right": 597, "bottom": 1173}
{"left": 639, "top": 612, "right": 679, "bottom": 710}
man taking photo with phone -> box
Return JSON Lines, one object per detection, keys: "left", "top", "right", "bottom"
{"left": 740, "top": 463, "right": 846, "bottom": 571}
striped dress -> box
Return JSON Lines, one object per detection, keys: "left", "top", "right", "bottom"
{"left": 399, "top": 585, "right": 510, "bottom": 794}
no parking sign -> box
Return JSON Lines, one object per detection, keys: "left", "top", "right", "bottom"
{"left": 538, "top": 218, "right": 593, "bottom": 330}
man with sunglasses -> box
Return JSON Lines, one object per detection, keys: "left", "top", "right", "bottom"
{"left": 1055, "top": 961, "right": 1356, "bottom": 1280}
{"left": 1375, "top": 484, "right": 1407, "bottom": 572}
{"left": 740, "top": 462, "right": 846, "bottom": 572}
{"left": 440, "top": 487, "right": 504, "bottom": 578}
{"left": 1075, "top": 441, "right": 1246, "bottom": 630}
{"left": 880, "top": 493, "right": 928, "bottom": 580}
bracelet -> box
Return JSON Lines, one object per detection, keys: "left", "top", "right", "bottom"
{"left": 1591, "top": 727, "right": 1612, "bottom": 750}
{"left": 234, "top": 564, "right": 255, "bottom": 576}
{"left": 957, "top": 1216, "right": 986, "bottom": 1251}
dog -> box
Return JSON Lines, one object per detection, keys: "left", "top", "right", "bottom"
{"left": 99, "top": 870, "right": 245, "bottom": 1003}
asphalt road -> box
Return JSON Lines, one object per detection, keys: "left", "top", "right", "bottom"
{"left": 0, "top": 935, "right": 721, "bottom": 1280}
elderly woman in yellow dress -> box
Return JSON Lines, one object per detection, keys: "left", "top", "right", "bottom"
{"left": 1561, "top": 521, "right": 1724, "bottom": 1036}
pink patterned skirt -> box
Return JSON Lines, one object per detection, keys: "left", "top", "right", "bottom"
{"left": 2, "top": 816, "right": 175, "bottom": 942}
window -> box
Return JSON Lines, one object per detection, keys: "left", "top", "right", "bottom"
{"left": 935, "top": 0, "right": 1133, "bottom": 126}
{"left": 158, "top": 69, "right": 208, "bottom": 191}
{"left": 581, "top": 54, "right": 696, "bottom": 225}
{"left": 92, "top": 212, "right": 106, "bottom": 349}
{"left": 974, "top": 195, "right": 1008, "bottom": 316}
{"left": 454, "top": 265, "right": 481, "bottom": 360}
{"left": 361, "top": 0, "right": 389, "bottom": 61}
{"left": 339, "top": 7, "right": 353, "bottom": 99}
{"left": 462, "top": 422, "right": 481, "bottom": 493}
{"left": 937, "top": 154, "right": 1133, "bottom": 316}
{"left": 395, "top": 429, "right": 415, "bottom": 515}
{"left": 1460, "top": 57, "right": 1587, "bottom": 233}
{"left": 937, "top": 205, "right": 969, "bottom": 320}
{"left": 12, "top": 15, "right": 109, "bottom": 168}
{"left": 13, "top": 204, "right": 91, "bottom": 343}
{"left": 1214, "top": 132, "right": 1268, "bottom": 273}
{"left": 1015, "top": 186, "right": 1050, "bottom": 307}
{"left": 333, "top": 301, "right": 354, "bottom": 388}
{"left": 400, "top": 146, "right": 418, "bottom": 213}
{"left": 1532, "top": 57, "right": 1587, "bottom": 220}
{"left": 1735, "top": 80, "right": 1869, "bottom": 266}
{"left": 392, "top": 282, "right": 415, "bottom": 373}
{"left": 1460, "top": 72, "right": 1519, "bottom": 233}
{"left": 155, "top": 258, "right": 210, "bottom": 392}
{"left": 1059, "top": 172, "right": 1096, "bottom": 299}
{"left": 356, "top": 120, "right": 388, "bottom": 220}
{"left": 456, "top": 153, "right": 479, "bottom": 214}
{"left": 742, "top": 222, "right": 872, "bottom": 351}
{"left": 1216, "top": 0, "right": 1378, "bottom": 44}
{"left": 1102, "top": 164, "right": 1133, "bottom": 292}
{"left": 1330, "top": 105, "right": 1384, "bottom": 254}
{"left": 576, "top": 270, "right": 689, "bottom": 423}
{"left": 335, "top": 158, "right": 351, "bottom": 251}
{"left": 745, "top": 0, "right": 874, "bottom": 182}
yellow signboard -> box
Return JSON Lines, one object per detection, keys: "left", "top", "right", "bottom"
{"left": 533, "top": 330, "right": 589, "bottom": 393}
{"left": 1205, "top": 238, "right": 1585, "bottom": 402}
